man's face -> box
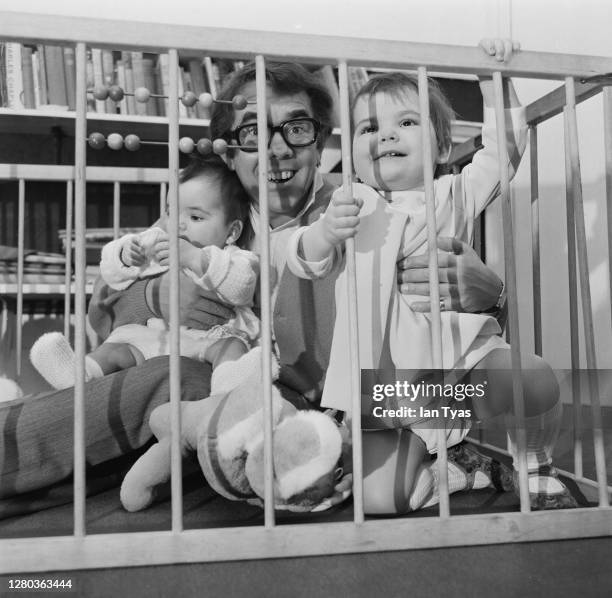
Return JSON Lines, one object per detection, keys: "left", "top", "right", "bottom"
{"left": 227, "top": 82, "right": 321, "bottom": 227}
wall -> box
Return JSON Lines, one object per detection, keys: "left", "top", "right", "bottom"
{"left": 3, "top": 0, "right": 611, "bottom": 369}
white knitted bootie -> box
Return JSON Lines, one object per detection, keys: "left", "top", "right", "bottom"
{"left": 30, "top": 332, "right": 102, "bottom": 390}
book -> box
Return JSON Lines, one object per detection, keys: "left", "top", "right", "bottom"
{"left": 31, "top": 49, "right": 41, "bottom": 107}
{"left": 178, "top": 66, "right": 187, "bottom": 118}
{"left": 122, "top": 51, "right": 135, "bottom": 115}
{"left": 35, "top": 45, "right": 48, "bottom": 106}
{"left": 187, "top": 58, "right": 210, "bottom": 119}
{"left": 115, "top": 59, "right": 129, "bottom": 115}
{"left": 181, "top": 69, "right": 196, "bottom": 119}
{"left": 101, "top": 49, "right": 115, "bottom": 114}
{"left": 0, "top": 43, "right": 7, "bottom": 107}
{"left": 202, "top": 56, "right": 218, "bottom": 98}
{"left": 142, "top": 55, "right": 158, "bottom": 117}
{"left": 5, "top": 42, "right": 25, "bottom": 109}
{"left": 157, "top": 53, "right": 169, "bottom": 116}
{"left": 44, "top": 45, "right": 68, "bottom": 109}
{"left": 153, "top": 56, "right": 165, "bottom": 116}
{"left": 20, "top": 45, "right": 36, "bottom": 109}
{"left": 85, "top": 49, "right": 96, "bottom": 112}
{"left": 91, "top": 48, "right": 106, "bottom": 113}
{"left": 63, "top": 46, "right": 76, "bottom": 111}
{"left": 130, "top": 51, "right": 147, "bottom": 116}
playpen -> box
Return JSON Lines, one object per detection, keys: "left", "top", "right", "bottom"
{"left": 0, "top": 11, "right": 611, "bottom": 573}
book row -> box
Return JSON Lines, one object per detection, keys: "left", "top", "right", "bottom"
{"left": 0, "top": 42, "right": 249, "bottom": 119}
{"left": 0, "top": 42, "right": 373, "bottom": 128}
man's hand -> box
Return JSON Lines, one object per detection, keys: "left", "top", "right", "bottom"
{"left": 397, "top": 236, "right": 503, "bottom": 313}
{"left": 150, "top": 270, "right": 235, "bottom": 329}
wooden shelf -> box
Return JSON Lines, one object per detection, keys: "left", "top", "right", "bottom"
{"left": 0, "top": 271, "right": 97, "bottom": 297}
{"left": 0, "top": 108, "right": 212, "bottom": 142}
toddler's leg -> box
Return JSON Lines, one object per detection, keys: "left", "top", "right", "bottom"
{"left": 469, "top": 348, "right": 577, "bottom": 509}
{"left": 30, "top": 332, "right": 141, "bottom": 390}
{"left": 362, "top": 429, "right": 505, "bottom": 514}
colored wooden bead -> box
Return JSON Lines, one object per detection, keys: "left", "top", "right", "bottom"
{"left": 212, "top": 138, "right": 228, "bottom": 155}
{"left": 87, "top": 132, "right": 106, "bottom": 150}
{"left": 198, "top": 93, "right": 214, "bottom": 109}
{"left": 196, "top": 138, "right": 213, "bottom": 155}
{"left": 92, "top": 84, "right": 109, "bottom": 101}
{"left": 124, "top": 134, "right": 141, "bottom": 151}
{"left": 232, "top": 94, "right": 248, "bottom": 110}
{"left": 107, "top": 133, "right": 124, "bottom": 150}
{"left": 108, "top": 85, "right": 125, "bottom": 102}
{"left": 181, "top": 91, "right": 198, "bottom": 108}
{"left": 179, "top": 137, "right": 195, "bottom": 153}
{"left": 134, "top": 87, "right": 151, "bottom": 103}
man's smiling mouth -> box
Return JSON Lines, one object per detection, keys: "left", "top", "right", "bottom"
{"left": 268, "top": 170, "right": 296, "bottom": 183}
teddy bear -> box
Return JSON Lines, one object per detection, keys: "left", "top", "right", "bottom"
{"left": 120, "top": 347, "right": 349, "bottom": 512}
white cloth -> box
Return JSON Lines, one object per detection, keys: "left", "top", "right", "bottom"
{"left": 287, "top": 107, "right": 528, "bottom": 431}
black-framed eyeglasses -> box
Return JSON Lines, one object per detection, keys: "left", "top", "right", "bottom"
{"left": 230, "top": 117, "right": 320, "bottom": 153}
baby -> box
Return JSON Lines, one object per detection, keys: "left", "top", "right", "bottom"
{"left": 31, "top": 154, "right": 261, "bottom": 394}
{"left": 287, "top": 39, "right": 577, "bottom": 510}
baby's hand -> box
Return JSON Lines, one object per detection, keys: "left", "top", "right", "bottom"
{"left": 479, "top": 38, "right": 520, "bottom": 62}
{"left": 178, "top": 237, "right": 201, "bottom": 271}
{"left": 321, "top": 191, "right": 363, "bottom": 246}
{"left": 151, "top": 232, "right": 170, "bottom": 266}
{"left": 120, "top": 237, "right": 147, "bottom": 267}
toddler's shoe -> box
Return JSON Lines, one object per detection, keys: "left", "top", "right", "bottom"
{"left": 513, "top": 465, "right": 578, "bottom": 510}
{"left": 447, "top": 442, "right": 514, "bottom": 491}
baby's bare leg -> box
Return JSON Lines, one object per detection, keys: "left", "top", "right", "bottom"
{"left": 205, "top": 337, "right": 248, "bottom": 369}
{"left": 89, "top": 342, "right": 145, "bottom": 375}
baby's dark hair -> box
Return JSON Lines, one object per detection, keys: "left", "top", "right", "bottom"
{"left": 179, "top": 153, "right": 253, "bottom": 248}
{"left": 353, "top": 72, "right": 455, "bottom": 173}
{"left": 210, "top": 61, "right": 334, "bottom": 152}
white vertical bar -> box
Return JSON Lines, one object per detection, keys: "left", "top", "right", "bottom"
{"left": 15, "top": 179, "right": 24, "bottom": 378}
{"left": 529, "top": 126, "right": 542, "bottom": 357}
{"left": 160, "top": 182, "right": 167, "bottom": 218}
{"left": 63, "top": 181, "right": 73, "bottom": 339}
{"left": 73, "top": 42, "right": 88, "bottom": 536}
{"left": 565, "top": 77, "right": 609, "bottom": 506}
{"left": 113, "top": 181, "right": 120, "bottom": 239}
{"left": 337, "top": 60, "right": 363, "bottom": 524}
{"left": 417, "top": 67, "right": 449, "bottom": 518}
{"left": 492, "top": 71, "right": 530, "bottom": 513}
{"left": 255, "top": 54, "right": 275, "bottom": 528}
{"left": 168, "top": 48, "right": 183, "bottom": 530}
{"left": 603, "top": 87, "right": 612, "bottom": 349}
{"left": 563, "top": 110, "right": 583, "bottom": 479}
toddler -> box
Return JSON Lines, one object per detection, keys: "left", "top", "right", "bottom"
{"left": 287, "top": 39, "right": 577, "bottom": 511}
{"left": 31, "top": 154, "right": 262, "bottom": 394}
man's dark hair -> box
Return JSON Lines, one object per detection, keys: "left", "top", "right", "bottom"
{"left": 209, "top": 61, "right": 334, "bottom": 151}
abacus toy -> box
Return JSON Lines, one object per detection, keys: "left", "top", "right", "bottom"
{"left": 86, "top": 85, "right": 255, "bottom": 154}
{"left": 88, "top": 84, "right": 251, "bottom": 112}
{"left": 86, "top": 132, "right": 248, "bottom": 155}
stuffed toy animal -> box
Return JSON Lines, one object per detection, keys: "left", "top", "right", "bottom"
{"left": 120, "top": 348, "right": 347, "bottom": 512}
{"left": 0, "top": 376, "right": 23, "bottom": 401}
